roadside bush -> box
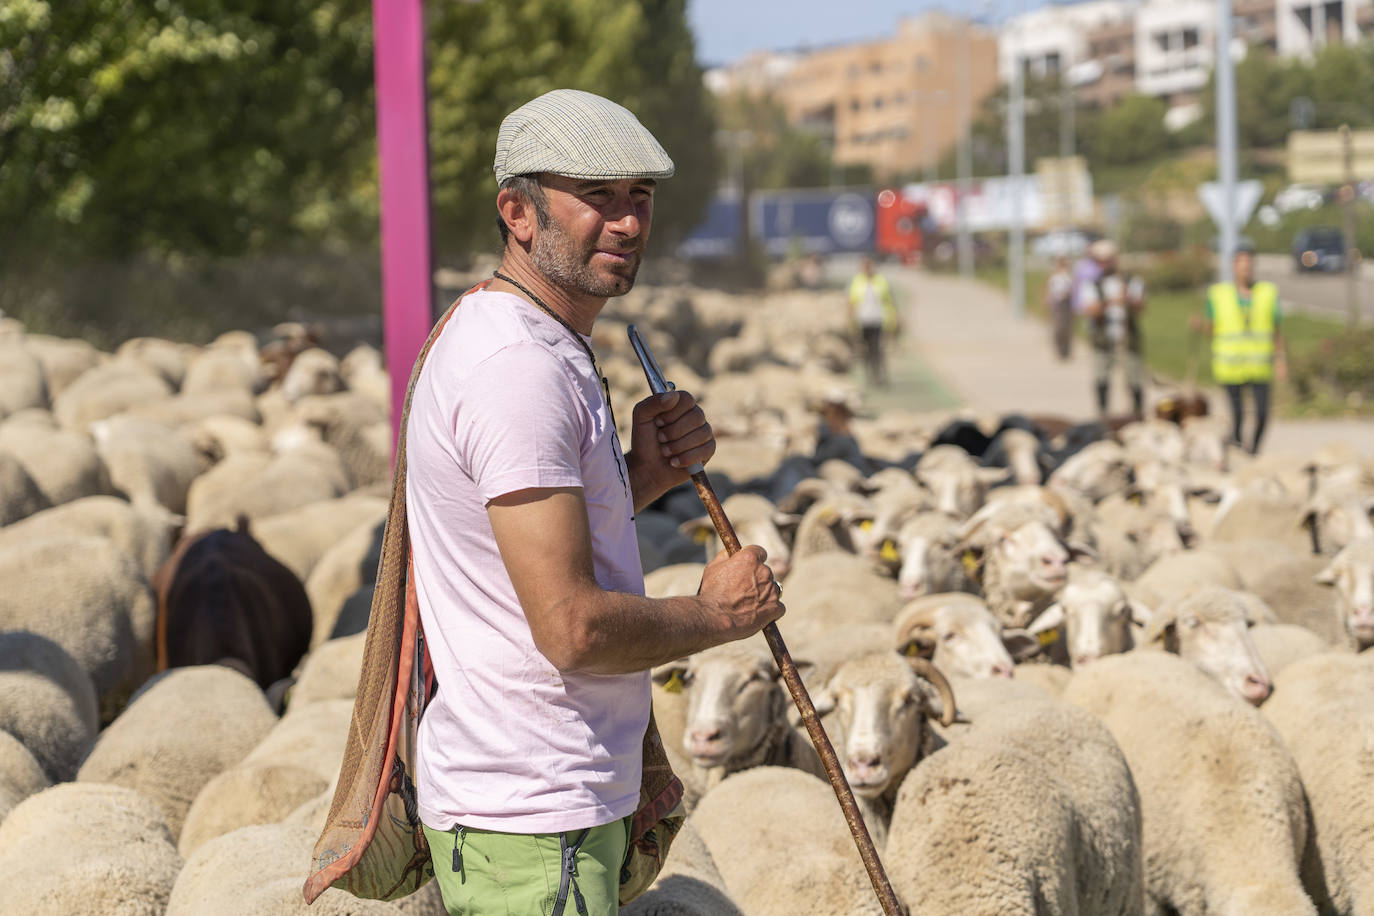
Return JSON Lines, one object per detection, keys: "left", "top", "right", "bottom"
{"left": 1123, "top": 210, "right": 1184, "bottom": 252}
{"left": 1290, "top": 328, "right": 1374, "bottom": 408}
{"left": 1143, "top": 248, "right": 1214, "bottom": 292}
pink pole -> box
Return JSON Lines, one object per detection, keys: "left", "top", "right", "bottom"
{"left": 372, "top": 0, "right": 434, "bottom": 455}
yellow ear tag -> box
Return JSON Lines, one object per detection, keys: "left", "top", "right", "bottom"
{"left": 662, "top": 671, "right": 684, "bottom": 694}
{"left": 880, "top": 539, "right": 900, "bottom": 563}
{"left": 1128, "top": 492, "right": 1143, "bottom": 505}
{"left": 1036, "top": 627, "right": 1061, "bottom": 647}
{"left": 961, "top": 550, "right": 979, "bottom": 576}
{"left": 859, "top": 519, "right": 874, "bottom": 532}
{"left": 903, "top": 641, "right": 920, "bottom": 658}
{"left": 692, "top": 528, "right": 712, "bottom": 545}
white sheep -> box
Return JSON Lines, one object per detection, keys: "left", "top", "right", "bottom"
{"left": 643, "top": 561, "right": 707, "bottom": 599}
{"left": 90, "top": 415, "right": 205, "bottom": 513}
{"left": 787, "top": 490, "right": 882, "bottom": 566}
{"left": 1063, "top": 651, "right": 1316, "bottom": 915}
{"left": 886, "top": 697, "right": 1145, "bottom": 915}
{"left": 689, "top": 766, "right": 887, "bottom": 915}
{"left": 22, "top": 333, "right": 104, "bottom": 398}
{"left": 1314, "top": 537, "right": 1374, "bottom": 651}
{"left": 0, "top": 449, "right": 50, "bottom": 525}
{"left": 1301, "top": 483, "right": 1374, "bottom": 556}
{"left": 1048, "top": 439, "right": 1135, "bottom": 503}
{"left": 957, "top": 500, "right": 1075, "bottom": 628}
{"left": 915, "top": 443, "right": 1005, "bottom": 518}
{"left": 0, "top": 535, "right": 157, "bottom": 716}
{"left": 810, "top": 651, "right": 956, "bottom": 844}
{"left": 0, "top": 730, "right": 49, "bottom": 823}
{"left": 679, "top": 493, "right": 798, "bottom": 578}
{"left": 0, "top": 495, "right": 182, "bottom": 581}
{"left": 1262, "top": 652, "right": 1374, "bottom": 915}
{"left": 620, "top": 820, "right": 745, "bottom": 916}
{"left": 891, "top": 509, "right": 976, "bottom": 599}
{"left": 252, "top": 494, "right": 388, "bottom": 583}
{"left": 1129, "top": 549, "right": 1243, "bottom": 606}
{"left": 167, "top": 820, "right": 407, "bottom": 915}
{"left": 181, "top": 344, "right": 263, "bottom": 395}
{"left": 0, "top": 341, "right": 49, "bottom": 418}
{"left": 76, "top": 665, "right": 278, "bottom": 839}
{"left": 339, "top": 343, "right": 392, "bottom": 412}
{"left": 652, "top": 641, "right": 824, "bottom": 794}
{"left": 1030, "top": 565, "right": 1152, "bottom": 668}
{"left": 114, "top": 336, "right": 192, "bottom": 389}
{"left": 0, "top": 630, "right": 99, "bottom": 782}
{"left": 1202, "top": 539, "right": 1349, "bottom": 645}
{"left": 1140, "top": 585, "right": 1273, "bottom": 705}
{"left": 1248, "top": 622, "right": 1332, "bottom": 678}
{"left": 305, "top": 518, "right": 384, "bottom": 648}
{"left": 185, "top": 441, "right": 351, "bottom": 533}
{"left": 185, "top": 413, "right": 270, "bottom": 464}
{"left": 0, "top": 410, "right": 114, "bottom": 505}
{"left": 118, "top": 387, "right": 261, "bottom": 427}
{"left": 892, "top": 592, "right": 1037, "bottom": 678}
{"left": 288, "top": 632, "right": 366, "bottom": 706}
{"left": 285, "top": 390, "right": 392, "bottom": 488}
{"left": 0, "top": 782, "right": 182, "bottom": 915}
{"left": 178, "top": 697, "right": 352, "bottom": 857}
{"left": 52, "top": 360, "right": 173, "bottom": 431}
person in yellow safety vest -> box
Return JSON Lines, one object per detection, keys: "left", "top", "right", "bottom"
{"left": 847, "top": 256, "right": 900, "bottom": 386}
{"left": 1192, "top": 245, "right": 1288, "bottom": 454}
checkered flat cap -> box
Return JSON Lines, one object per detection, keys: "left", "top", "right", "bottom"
{"left": 494, "top": 89, "right": 675, "bottom": 186}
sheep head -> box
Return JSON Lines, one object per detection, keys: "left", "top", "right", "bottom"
{"left": 1039, "top": 567, "right": 1152, "bottom": 668}
{"left": 892, "top": 594, "right": 1034, "bottom": 679}
{"left": 1314, "top": 537, "right": 1374, "bottom": 650}
{"left": 813, "top": 652, "right": 956, "bottom": 799}
{"left": 1145, "top": 586, "right": 1271, "bottom": 705}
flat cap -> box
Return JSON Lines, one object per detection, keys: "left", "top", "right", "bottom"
{"left": 493, "top": 89, "right": 675, "bottom": 186}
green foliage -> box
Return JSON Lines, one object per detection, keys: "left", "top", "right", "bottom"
{"left": 0, "top": 0, "right": 378, "bottom": 260}
{"left": 938, "top": 74, "right": 1077, "bottom": 178}
{"left": 713, "top": 91, "right": 833, "bottom": 190}
{"left": 424, "top": 0, "right": 717, "bottom": 260}
{"left": 1290, "top": 327, "right": 1374, "bottom": 408}
{"left": 1080, "top": 95, "right": 1170, "bottom": 167}
{"left": 1122, "top": 209, "right": 1184, "bottom": 252}
{"left": 1141, "top": 247, "right": 1214, "bottom": 291}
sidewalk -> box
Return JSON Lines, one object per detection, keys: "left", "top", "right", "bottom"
{"left": 876, "top": 266, "right": 1374, "bottom": 459}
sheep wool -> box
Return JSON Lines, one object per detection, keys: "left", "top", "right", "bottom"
{"left": 0, "top": 782, "right": 182, "bottom": 916}
{"left": 1063, "top": 652, "right": 1315, "bottom": 915}
{"left": 253, "top": 494, "right": 388, "bottom": 582}
{"left": 0, "top": 494, "right": 181, "bottom": 582}
{"left": 1262, "top": 652, "right": 1374, "bottom": 915}
{"left": 0, "top": 449, "right": 51, "bottom": 525}
{"left": 621, "top": 820, "right": 744, "bottom": 916}
{"left": 691, "top": 767, "right": 886, "bottom": 916}
{"left": 888, "top": 697, "right": 1145, "bottom": 916}
{"left": 0, "top": 413, "right": 114, "bottom": 506}
{"left": 0, "top": 630, "right": 99, "bottom": 782}
{"left": 0, "top": 535, "right": 157, "bottom": 715}
{"left": 0, "top": 728, "right": 50, "bottom": 823}
{"left": 76, "top": 665, "right": 278, "bottom": 839}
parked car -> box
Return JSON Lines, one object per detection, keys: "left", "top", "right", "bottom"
{"left": 1273, "top": 184, "right": 1326, "bottom": 214}
{"left": 1292, "top": 226, "right": 1347, "bottom": 272}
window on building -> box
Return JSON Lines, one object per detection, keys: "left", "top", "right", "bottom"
{"left": 1045, "top": 51, "right": 1061, "bottom": 72}
{"left": 1182, "top": 27, "right": 1199, "bottom": 48}
{"left": 1153, "top": 31, "right": 1170, "bottom": 52}
{"left": 914, "top": 55, "right": 929, "bottom": 71}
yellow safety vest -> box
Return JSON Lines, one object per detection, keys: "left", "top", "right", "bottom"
{"left": 1209, "top": 281, "right": 1277, "bottom": 384}
{"left": 847, "top": 273, "right": 898, "bottom": 332}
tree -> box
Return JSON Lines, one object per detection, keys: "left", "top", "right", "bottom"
{"left": 713, "top": 91, "right": 835, "bottom": 190}
{"left": 0, "top": 0, "right": 377, "bottom": 260}
{"left": 424, "top": 0, "right": 717, "bottom": 261}
{"left": 934, "top": 74, "right": 1079, "bottom": 179}
{"left": 1080, "top": 94, "right": 1170, "bottom": 167}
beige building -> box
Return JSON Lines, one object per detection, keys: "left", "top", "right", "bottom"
{"left": 706, "top": 14, "right": 1000, "bottom": 180}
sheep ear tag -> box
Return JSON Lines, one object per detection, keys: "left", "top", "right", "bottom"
{"left": 961, "top": 550, "right": 979, "bottom": 576}
{"left": 859, "top": 519, "right": 874, "bottom": 531}
{"left": 880, "top": 539, "right": 900, "bottom": 564}
{"left": 1036, "top": 627, "right": 1062, "bottom": 647}
{"left": 903, "top": 641, "right": 920, "bottom": 658}
{"left": 692, "top": 528, "right": 712, "bottom": 545}
{"left": 661, "top": 671, "right": 685, "bottom": 694}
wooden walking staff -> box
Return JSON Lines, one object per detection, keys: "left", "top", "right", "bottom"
{"left": 627, "top": 325, "right": 904, "bottom": 916}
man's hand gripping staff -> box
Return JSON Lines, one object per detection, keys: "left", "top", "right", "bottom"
{"left": 626, "top": 325, "right": 904, "bottom": 916}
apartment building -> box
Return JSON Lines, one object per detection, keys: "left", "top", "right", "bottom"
{"left": 998, "top": 0, "right": 1139, "bottom": 83}
{"left": 703, "top": 14, "right": 1000, "bottom": 180}
{"left": 1276, "top": 0, "right": 1374, "bottom": 55}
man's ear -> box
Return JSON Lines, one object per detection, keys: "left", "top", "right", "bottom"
{"left": 496, "top": 187, "right": 539, "bottom": 245}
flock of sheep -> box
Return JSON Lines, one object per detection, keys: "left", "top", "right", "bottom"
{"left": 0, "top": 273, "right": 1372, "bottom": 916}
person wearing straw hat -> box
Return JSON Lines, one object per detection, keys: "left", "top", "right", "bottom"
{"left": 403, "top": 89, "right": 785, "bottom": 915}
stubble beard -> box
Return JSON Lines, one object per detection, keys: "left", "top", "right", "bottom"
{"left": 532, "top": 219, "right": 641, "bottom": 299}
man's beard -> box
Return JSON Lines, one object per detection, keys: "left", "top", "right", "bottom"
{"left": 531, "top": 219, "right": 641, "bottom": 298}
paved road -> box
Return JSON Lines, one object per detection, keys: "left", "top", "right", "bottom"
{"left": 1255, "top": 253, "right": 1373, "bottom": 324}
{"left": 863, "top": 263, "right": 1374, "bottom": 459}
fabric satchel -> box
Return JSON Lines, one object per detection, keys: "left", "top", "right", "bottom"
{"left": 303, "top": 285, "right": 685, "bottom": 906}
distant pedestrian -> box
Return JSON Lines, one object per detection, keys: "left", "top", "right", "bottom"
{"left": 1192, "top": 245, "right": 1287, "bottom": 454}
{"left": 1045, "top": 255, "right": 1075, "bottom": 360}
{"left": 1078, "top": 240, "right": 1147, "bottom": 419}
{"left": 847, "top": 256, "right": 899, "bottom": 386}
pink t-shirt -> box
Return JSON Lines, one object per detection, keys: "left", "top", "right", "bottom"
{"left": 405, "top": 289, "right": 648, "bottom": 834}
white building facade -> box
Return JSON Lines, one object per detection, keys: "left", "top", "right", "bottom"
{"left": 999, "top": 0, "right": 1140, "bottom": 82}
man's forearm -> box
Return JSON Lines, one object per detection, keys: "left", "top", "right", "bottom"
{"left": 541, "top": 587, "right": 737, "bottom": 675}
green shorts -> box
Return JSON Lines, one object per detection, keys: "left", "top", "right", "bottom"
{"left": 422, "top": 818, "right": 630, "bottom": 916}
